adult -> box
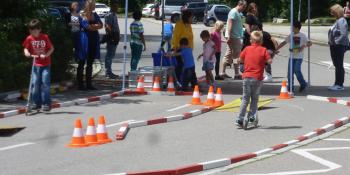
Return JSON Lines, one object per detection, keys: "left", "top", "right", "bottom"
{"left": 104, "top": 0, "right": 120, "bottom": 79}
{"left": 69, "top": 2, "right": 82, "bottom": 62}
{"left": 328, "top": 4, "right": 349, "bottom": 91}
{"left": 172, "top": 10, "right": 194, "bottom": 83}
{"left": 242, "top": 2, "right": 260, "bottom": 50}
{"left": 78, "top": 0, "right": 103, "bottom": 90}
{"left": 220, "top": 0, "right": 247, "bottom": 80}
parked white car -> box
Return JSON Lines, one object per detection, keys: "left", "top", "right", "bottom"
{"left": 95, "top": 3, "right": 110, "bottom": 17}
{"left": 142, "top": 4, "right": 155, "bottom": 17}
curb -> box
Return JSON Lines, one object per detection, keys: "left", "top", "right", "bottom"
{"left": 0, "top": 81, "right": 74, "bottom": 102}
{"left": 270, "top": 33, "right": 328, "bottom": 47}
{"left": 115, "top": 106, "right": 215, "bottom": 141}
{"left": 307, "top": 95, "right": 350, "bottom": 107}
{"left": 0, "top": 90, "right": 146, "bottom": 119}
{"left": 112, "top": 115, "right": 350, "bottom": 175}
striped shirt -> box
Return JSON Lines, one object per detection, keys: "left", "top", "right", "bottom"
{"left": 130, "top": 20, "right": 144, "bottom": 45}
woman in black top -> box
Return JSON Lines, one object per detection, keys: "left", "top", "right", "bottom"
{"left": 243, "top": 2, "right": 260, "bottom": 49}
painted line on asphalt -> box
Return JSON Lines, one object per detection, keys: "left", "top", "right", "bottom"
{"left": 167, "top": 104, "right": 191, "bottom": 112}
{"left": 0, "top": 142, "right": 35, "bottom": 151}
{"left": 324, "top": 138, "right": 350, "bottom": 142}
{"left": 106, "top": 120, "right": 135, "bottom": 128}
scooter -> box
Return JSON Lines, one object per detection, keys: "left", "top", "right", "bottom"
{"left": 25, "top": 55, "right": 40, "bottom": 116}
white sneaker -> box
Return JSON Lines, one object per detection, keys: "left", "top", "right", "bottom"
{"left": 263, "top": 74, "right": 273, "bottom": 82}
{"left": 328, "top": 85, "right": 345, "bottom": 91}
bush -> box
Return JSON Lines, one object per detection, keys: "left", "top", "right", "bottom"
{"left": 0, "top": 0, "right": 73, "bottom": 92}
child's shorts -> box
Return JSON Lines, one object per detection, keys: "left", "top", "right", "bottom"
{"left": 202, "top": 61, "right": 214, "bottom": 71}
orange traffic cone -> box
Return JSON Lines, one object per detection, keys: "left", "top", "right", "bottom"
{"left": 85, "top": 117, "right": 99, "bottom": 145}
{"left": 204, "top": 86, "right": 215, "bottom": 106}
{"left": 96, "top": 116, "right": 112, "bottom": 144}
{"left": 213, "top": 88, "right": 224, "bottom": 107}
{"left": 167, "top": 76, "right": 176, "bottom": 93}
{"left": 279, "top": 80, "right": 291, "bottom": 99}
{"left": 152, "top": 76, "right": 161, "bottom": 92}
{"left": 136, "top": 76, "right": 145, "bottom": 93}
{"left": 67, "top": 119, "right": 89, "bottom": 148}
{"left": 190, "top": 85, "right": 202, "bottom": 105}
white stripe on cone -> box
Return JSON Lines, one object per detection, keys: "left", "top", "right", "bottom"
{"left": 86, "top": 126, "right": 96, "bottom": 135}
{"left": 96, "top": 124, "right": 107, "bottom": 134}
{"left": 281, "top": 86, "right": 288, "bottom": 93}
{"left": 207, "top": 92, "right": 214, "bottom": 100}
{"left": 73, "top": 128, "right": 84, "bottom": 137}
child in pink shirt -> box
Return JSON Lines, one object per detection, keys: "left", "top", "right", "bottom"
{"left": 210, "top": 21, "right": 225, "bottom": 80}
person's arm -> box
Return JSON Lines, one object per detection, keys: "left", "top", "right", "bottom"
{"left": 140, "top": 33, "right": 146, "bottom": 51}
{"left": 42, "top": 47, "right": 54, "bottom": 59}
{"left": 226, "top": 17, "right": 233, "bottom": 44}
{"left": 105, "top": 14, "right": 112, "bottom": 33}
{"left": 24, "top": 48, "right": 31, "bottom": 58}
{"left": 238, "top": 49, "right": 246, "bottom": 64}
{"left": 276, "top": 40, "right": 287, "bottom": 51}
{"left": 335, "top": 19, "right": 348, "bottom": 44}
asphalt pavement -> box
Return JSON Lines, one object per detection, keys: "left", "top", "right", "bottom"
{"left": 1, "top": 18, "right": 350, "bottom": 175}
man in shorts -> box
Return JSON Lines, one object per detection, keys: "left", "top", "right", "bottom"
{"left": 220, "top": 0, "right": 247, "bottom": 80}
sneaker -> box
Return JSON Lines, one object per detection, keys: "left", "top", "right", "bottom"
{"left": 299, "top": 85, "right": 307, "bottom": 92}
{"left": 249, "top": 117, "right": 256, "bottom": 123}
{"left": 328, "top": 85, "right": 345, "bottom": 91}
{"left": 42, "top": 105, "right": 51, "bottom": 112}
{"left": 215, "top": 75, "right": 224, "bottom": 80}
{"left": 235, "top": 119, "right": 243, "bottom": 127}
{"left": 106, "top": 73, "right": 119, "bottom": 79}
{"left": 30, "top": 104, "right": 41, "bottom": 111}
{"left": 263, "top": 74, "right": 273, "bottom": 82}
{"left": 234, "top": 75, "right": 242, "bottom": 80}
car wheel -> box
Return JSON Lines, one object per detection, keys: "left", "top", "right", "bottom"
{"left": 208, "top": 19, "right": 216, "bottom": 27}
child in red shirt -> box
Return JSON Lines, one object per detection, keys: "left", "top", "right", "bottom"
{"left": 236, "top": 31, "right": 272, "bottom": 127}
{"left": 23, "top": 19, "right": 54, "bottom": 112}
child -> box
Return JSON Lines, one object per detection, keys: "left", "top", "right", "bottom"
{"left": 276, "top": 21, "right": 312, "bottom": 93}
{"left": 210, "top": 21, "right": 225, "bottom": 80}
{"left": 166, "top": 38, "right": 197, "bottom": 91}
{"left": 162, "top": 19, "right": 174, "bottom": 52}
{"left": 130, "top": 10, "right": 146, "bottom": 71}
{"left": 23, "top": 19, "right": 55, "bottom": 112}
{"left": 236, "top": 31, "right": 272, "bottom": 127}
{"left": 198, "top": 30, "right": 216, "bottom": 86}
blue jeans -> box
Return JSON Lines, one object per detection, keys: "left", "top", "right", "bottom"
{"left": 287, "top": 58, "right": 307, "bottom": 91}
{"left": 130, "top": 43, "right": 143, "bottom": 71}
{"left": 105, "top": 42, "right": 118, "bottom": 75}
{"left": 31, "top": 66, "right": 51, "bottom": 107}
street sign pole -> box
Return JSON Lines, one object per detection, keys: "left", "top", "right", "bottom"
{"left": 289, "top": 0, "right": 295, "bottom": 95}
{"left": 308, "top": 0, "right": 311, "bottom": 86}
{"left": 122, "top": 0, "right": 128, "bottom": 90}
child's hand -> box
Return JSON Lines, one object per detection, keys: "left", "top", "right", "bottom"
{"left": 24, "top": 52, "right": 31, "bottom": 58}
{"left": 40, "top": 54, "right": 46, "bottom": 59}
{"left": 143, "top": 45, "right": 146, "bottom": 51}
{"left": 197, "top": 55, "right": 201, "bottom": 61}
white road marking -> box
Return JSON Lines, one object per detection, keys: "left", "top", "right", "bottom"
{"left": 324, "top": 138, "right": 350, "bottom": 142}
{"left": 167, "top": 104, "right": 191, "bottom": 112}
{"left": 106, "top": 120, "right": 135, "bottom": 128}
{"left": 0, "top": 142, "right": 35, "bottom": 151}
{"left": 240, "top": 147, "right": 350, "bottom": 175}
{"left": 321, "top": 61, "right": 350, "bottom": 70}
